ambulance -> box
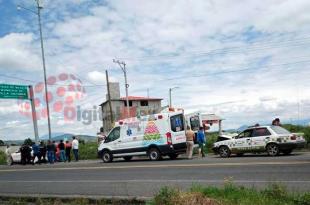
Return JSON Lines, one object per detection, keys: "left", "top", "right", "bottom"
{"left": 98, "top": 110, "right": 187, "bottom": 162}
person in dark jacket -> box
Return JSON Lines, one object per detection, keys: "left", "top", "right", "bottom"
{"left": 20, "top": 144, "right": 32, "bottom": 165}
{"left": 58, "top": 140, "right": 66, "bottom": 162}
{"left": 39, "top": 141, "right": 47, "bottom": 163}
{"left": 197, "top": 127, "right": 206, "bottom": 158}
{"left": 46, "top": 140, "right": 56, "bottom": 164}
{"left": 65, "top": 140, "right": 72, "bottom": 162}
{"left": 31, "top": 142, "right": 40, "bottom": 164}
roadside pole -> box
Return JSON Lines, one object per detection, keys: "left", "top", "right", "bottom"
{"left": 169, "top": 88, "right": 172, "bottom": 108}
{"left": 113, "top": 59, "right": 130, "bottom": 118}
{"left": 106, "top": 70, "right": 114, "bottom": 129}
{"left": 29, "top": 85, "right": 39, "bottom": 143}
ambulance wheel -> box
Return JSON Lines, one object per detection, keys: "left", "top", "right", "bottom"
{"left": 148, "top": 148, "right": 161, "bottom": 161}
{"left": 123, "top": 156, "right": 133, "bottom": 161}
{"left": 102, "top": 151, "right": 113, "bottom": 163}
{"left": 168, "top": 153, "right": 178, "bottom": 160}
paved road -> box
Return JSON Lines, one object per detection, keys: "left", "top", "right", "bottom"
{"left": 0, "top": 153, "right": 309, "bottom": 198}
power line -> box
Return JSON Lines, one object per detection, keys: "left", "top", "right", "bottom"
{"left": 2, "top": 59, "right": 308, "bottom": 88}
{"left": 44, "top": 34, "right": 310, "bottom": 76}
{"left": 117, "top": 36, "right": 310, "bottom": 61}
{"left": 159, "top": 59, "right": 310, "bottom": 81}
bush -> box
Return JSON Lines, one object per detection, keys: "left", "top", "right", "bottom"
{"left": 0, "top": 150, "right": 6, "bottom": 165}
{"left": 150, "top": 186, "right": 219, "bottom": 205}
{"left": 149, "top": 183, "right": 308, "bottom": 205}
{"left": 282, "top": 124, "right": 310, "bottom": 145}
{"left": 78, "top": 142, "right": 98, "bottom": 160}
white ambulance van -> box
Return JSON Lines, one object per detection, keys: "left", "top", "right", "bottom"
{"left": 98, "top": 111, "right": 187, "bottom": 162}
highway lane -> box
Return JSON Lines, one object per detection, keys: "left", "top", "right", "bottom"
{"left": 0, "top": 153, "right": 309, "bottom": 198}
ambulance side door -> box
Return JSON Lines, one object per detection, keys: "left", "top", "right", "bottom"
{"left": 169, "top": 113, "right": 186, "bottom": 144}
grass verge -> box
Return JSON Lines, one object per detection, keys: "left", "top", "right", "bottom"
{"left": 0, "top": 184, "right": 309, "bottom": 205}
{"left": 0, "top": 150, "right": 6, "bottom": 165}
{"left": 148, "top": 183, "right": 310, "bottom": 205}
{"left": 79, "top": 142, "right": 98, "bottom": 160}
{"left": 0, "top": 196, "right": 145, "bottom": 205}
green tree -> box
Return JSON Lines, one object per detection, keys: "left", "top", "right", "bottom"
{"left": 23, "top": 138, "right": 33, "bottom": 146}
{"left": 0, "top": 140, "right": 4, "bottom": 146}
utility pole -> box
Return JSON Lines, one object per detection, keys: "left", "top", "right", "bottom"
{"left": 17, "top": 0, "right": 52, "bottom": 140}
{"left": 105, "top": 70, "right": 114, "bottom": 128}
{"left": 169, "top": 88, "right": 172, "bottom": 108}
{"left": 29, "top": 85, "right": 39, "bottom": 143}
{"left": 36, "top": 0, "right": 52, "bottom": 140}
{"left": 113, "top": 59, "right": 130, "bottom": 118}
{"left": 169, "top": 87, "right": 180, "bottom": 108}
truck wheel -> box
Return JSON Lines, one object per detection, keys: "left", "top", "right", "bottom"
{"left": 102, "top": 151, "right": 113, "bottom": 163}
{"left": 219, "top": 146, "right": 231, "bottom": 158}
{"left": 123, "top": 156, "right": 133, "bottom": 161}
{"left": 266, "top": 143, "right": 279, "bottom": 156}
{"left": 282, "top": 149, "right": 292, "bottom": 155}
{"left": 168, "top": 153, "right": 178, "bottom": 160}
{"left": 148, "top": 148, "right": 161, "bottom": 161}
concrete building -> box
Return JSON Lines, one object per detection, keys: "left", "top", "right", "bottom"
{"left": 99, "top": 82, "right": 162, "bottom": 133}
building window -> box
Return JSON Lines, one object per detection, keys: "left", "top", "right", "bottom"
{"left": 140, "top": 100, "right": 148, "bottom": 106}
{"left": 124, "top": 101, "right": 132, "bottom": 107}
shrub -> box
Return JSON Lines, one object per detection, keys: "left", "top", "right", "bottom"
{"left": 151, "top": 187, "right": 219, "bottom": 205}
{"left": 283, "top": 124, "right": 310, "bottom": 146}
{"left": 78, "top": 142, "right": 98, "bottom": 160}
{"left": 0, "top": 150, "right": 6, "bottom": 165}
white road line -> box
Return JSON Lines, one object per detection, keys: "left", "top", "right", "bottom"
{"left": 0, "top": 180, "right": 309, "bottom": 183}
{"left": 0, "top": 161, "right": 309, "bottom": 173}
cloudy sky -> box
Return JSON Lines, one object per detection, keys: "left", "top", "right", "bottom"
{"left": 0, "top": 0, "right": 310, "bottom": 140}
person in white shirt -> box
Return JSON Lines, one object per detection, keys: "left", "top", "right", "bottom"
{"left": 5, "top": 145, "right": 12, "bottom": 165}
{"left": 72, "top": 136, "right": 79, "bottom": 161}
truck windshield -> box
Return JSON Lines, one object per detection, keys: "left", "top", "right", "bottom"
{"left": 270, "top": 126, "right": 291, "bottom": 135}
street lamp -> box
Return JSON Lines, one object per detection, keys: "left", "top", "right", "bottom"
{"left": 169, "top": 86, "right": 180, "bottom": 108}
{"left": 17, "top": 0, "right": 52, "bottom": 140}
{"left": 113, "top": 59, "right": 130, "bottom": 118}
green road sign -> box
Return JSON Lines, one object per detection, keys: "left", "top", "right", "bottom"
{"left": 0, "top": 84, "right": 29, "bottom": 99}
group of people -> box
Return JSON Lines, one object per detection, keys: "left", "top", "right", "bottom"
{"left": 6, "top": 136, "right": 79, "bottom": 165}
{"left": 185, "top": 126, "right": 207, "bottom": 159}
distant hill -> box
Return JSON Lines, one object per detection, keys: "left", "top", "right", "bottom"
{"left": 3, "top": 133, "right": 96, "bottom": 145}
{"left": 40, "top": 133, "right": 97, "bottom": 142}
{"left": 236, "top": 125, "right": 249, "bottom": 132}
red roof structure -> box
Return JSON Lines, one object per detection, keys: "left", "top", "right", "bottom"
{"left": 119, "top": 96, "right": 162, "bottom": 101}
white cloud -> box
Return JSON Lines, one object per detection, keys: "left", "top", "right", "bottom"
{"left": 87, "top": 71, "right": 118, "bottom": 84}
{"left": 0, "top": 33, "right": 41, "bottom": 72}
